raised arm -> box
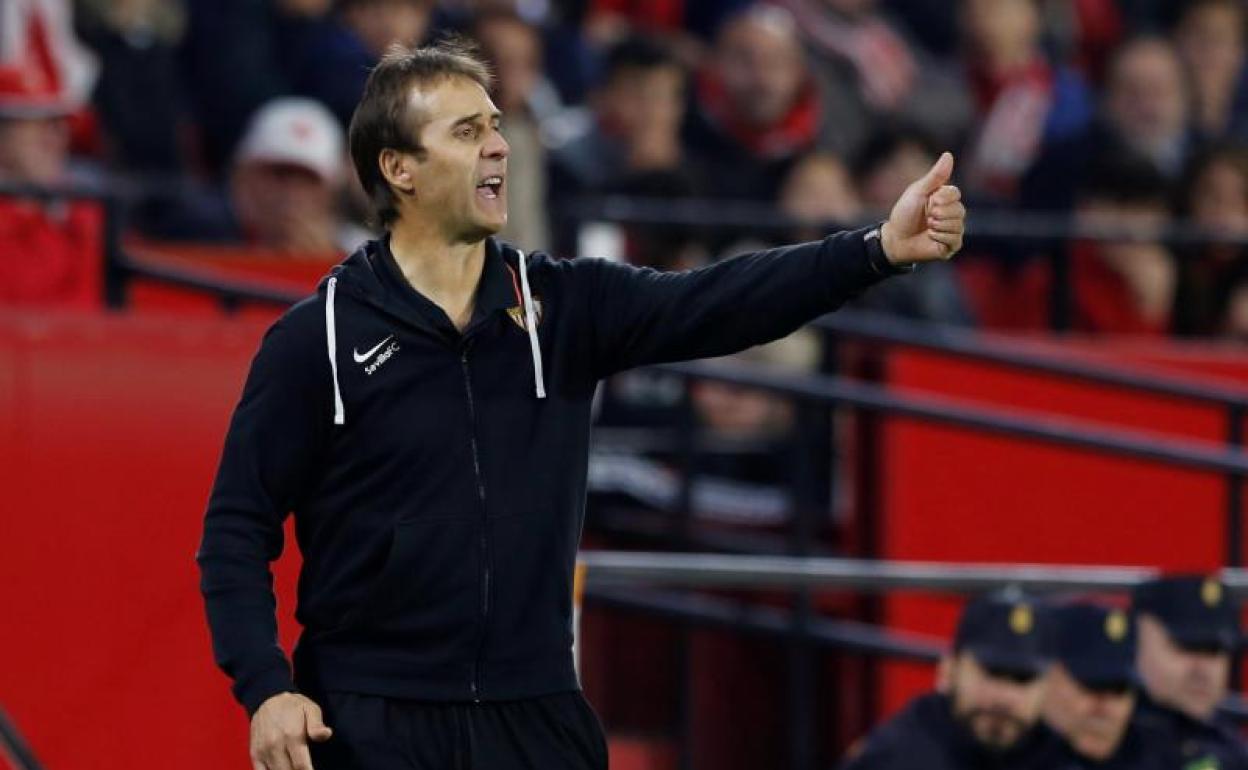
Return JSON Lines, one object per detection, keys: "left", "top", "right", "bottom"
{"left": 581, "top": 153, "right": 964, "bottom": 378}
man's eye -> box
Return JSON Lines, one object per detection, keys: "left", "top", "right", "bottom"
{"left": 457, "top": 125, "right": 478, "bottom": 139}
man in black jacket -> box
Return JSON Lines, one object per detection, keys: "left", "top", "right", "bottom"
{"left": 197, "top": 37, "right": 965, "bottom": 770}
{"left": 1036, "top": 603, "right": 1179, "bottom": 770}
{"left": 840, "top": 593, "right": 1056, "bottom": 770}
{"left": 1133, "top": 575, "right": 1248, "bottom": 770}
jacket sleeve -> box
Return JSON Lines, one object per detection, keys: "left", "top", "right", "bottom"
{"left": 579, "top": 225, "right": 903, "bottom": 378}
{"left": 196, "top": 313, "right": 330, "bottom": 717}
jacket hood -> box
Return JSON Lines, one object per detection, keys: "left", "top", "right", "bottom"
{"left": 318, "top": 235, "right": 547, "bottom": 426}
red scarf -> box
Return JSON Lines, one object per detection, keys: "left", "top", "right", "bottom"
{"left": 1071, "top": 241, "right": 1170, "bottom": 335}
{"left": 695, "top": 69, "right": 820, "bottom": 160}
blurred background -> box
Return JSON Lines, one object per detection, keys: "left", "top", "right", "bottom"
{"left": 2, "top": 0, "right": 1248, "bottom": 769}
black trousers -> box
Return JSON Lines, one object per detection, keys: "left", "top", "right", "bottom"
{"left": 305, "top": 688, "right": 609, "bottom": 770}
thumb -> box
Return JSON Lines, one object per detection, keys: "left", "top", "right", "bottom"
{"left": 915, "top": 151, "right": 954, "bottom": 194}
{"left": 305, "top": 704, "right": 333, "bottom": 742}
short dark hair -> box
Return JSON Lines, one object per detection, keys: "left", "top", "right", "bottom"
{"left": 602, "top": 35, "right": 679, "bottom": 84}
{"left": 851, "top": 122, "right": 938, "bottom": 182}
{"left": 348, "top": 37, "right": 494, "bottom": 227}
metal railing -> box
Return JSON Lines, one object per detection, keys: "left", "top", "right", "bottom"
{"left": 813, "top": 309, "right": 1248, "bottom": 565}
{"left": 576, "top": 552, "right": 1248, "bottom": 720}
{"left": 0, "top": 706, "right": 44, "bottom": 770}
{"left": 555, "top": 195, "right": 1248, "bottom": 335}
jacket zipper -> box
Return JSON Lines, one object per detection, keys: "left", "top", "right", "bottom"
{"left": 461, "top": 342, "right": 490, "bottom": 702}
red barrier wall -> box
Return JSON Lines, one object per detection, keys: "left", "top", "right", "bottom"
{"left": 0, "top": 310, "right": 300, "bottom": 769}
{"left": 875, "top": 339, "right": 1248, "bottom": 720}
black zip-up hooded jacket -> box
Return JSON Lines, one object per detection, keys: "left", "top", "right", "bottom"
{"left": 197, "top": 227, "right": 902, "bottom": 716}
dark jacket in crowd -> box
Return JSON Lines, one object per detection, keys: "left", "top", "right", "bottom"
{"left": 840, "top": 693, "right": 1056, "bottom": 770}
{"left": 1028, "top": 717, "right": 1182, "bottom": 770}
{"left": 1134, "top": 694, "right": 1248, "bottom": 770}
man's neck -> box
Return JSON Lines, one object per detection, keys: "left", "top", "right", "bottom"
{"left": 388, "top": 224, "right": 487, "bottom": 332}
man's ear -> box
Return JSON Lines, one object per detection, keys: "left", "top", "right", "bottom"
{"left": 379, "top": 148, "right": 416, "bottom": 196}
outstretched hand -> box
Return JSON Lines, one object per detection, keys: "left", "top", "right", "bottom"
{"left": 880, "top": 151, "right": 965, "bottom": 265}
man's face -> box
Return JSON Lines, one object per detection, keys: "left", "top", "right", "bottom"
{"left": 1042, "top": 664, "right": 1135, "bottom": 762}
{"left": 0, "top": 116, "right": 70, "bottom": 186}
{"left": 233, "top": 161, "right": 336, "bottom": 252}
{"left": 860, "top": 141, "right": 934, "bottom": 209}
{"left": 1136, "top": 614, "right": 1229, "bottom": 721}
{"left": 599, "top": 65, "right": 686, "bottom": 145}
{"left": 1105, "top": 41, "right": 1188, "bottom": 150}
{"left": 960, "top": 0, "right": 1040, "bottom": 63}
{"left": 476, "top": 17, "right": 542, "bottom": 115}
{"left": 948, "top": 652, "right": 1047, "bottom": 752}
{"left": 780, "top": 153, "right": 862, "bottom": 225}
{"left": 1175, "top": 1, "right": 1245, "bottom": 90}
{"left": 400, "top": 77, "right": 510, "bottom": 239}
{"left": 715, "top": 15, "right": 806, "bottom": 128}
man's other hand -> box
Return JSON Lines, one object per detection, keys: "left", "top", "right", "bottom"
{"left": 250, "top": 692, "right": 333, "bottom": 770}
{"left": 881, "top": 151, "right": 966, "bottom": 264}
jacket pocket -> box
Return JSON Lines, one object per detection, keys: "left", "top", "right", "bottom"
{"left": 486, "top": 510, "right": 575, "bottom": 666}
{"left": 339, "top": 515, "right": 481, "bottom": 661}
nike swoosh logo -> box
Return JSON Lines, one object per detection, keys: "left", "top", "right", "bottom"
{"left": 353, "top": 335, "right": 394, "bottom": 363}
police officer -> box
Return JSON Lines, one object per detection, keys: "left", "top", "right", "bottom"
{"left": 1036, "top": 603, "right": 1179, "bottom": 769}
{"left": 841, "top": 592, "right": 1056, "bottom": 770}
{"left": 1133, "top": 575, "right": 1248, "bottom": 770}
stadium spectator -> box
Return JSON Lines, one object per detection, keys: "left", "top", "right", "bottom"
{"left": 181, "top": 0, "right": 429, "bottom": 172}
{"left": 1038, "top": 603, "right": 1177, "bottom": 770}
{"left": 550, "top": 35, "right": 706, "bottom": 262}
{"left": 840, "top": 593, "right": 1055, "bottom": 770}
{"left": 684, "top": 5, "right": 829, "bottom": 200}
{"left": 1174, "top": 144, "right": 1248, "bottom": 336}
{"left": 1132, "top": 575, "right": 1248, "bottom": 770}
{"left": 180, "top": 0, "right": 324, "bottom": 174}
{"left": 1096, "top": 37, "right": 1192, "bottom": 168}
{"left": 1067, "top": 153, "right": 1176, "bottom": 334}
{"left": 958, "top": 0, "right": 1094, "bottom": 201}
{"left": 75, "top": 0, "right": 188, "bottom": 174}
{"left": 1172, "top": 0, "right": 1248, "bottom": 143}
{"left": 1008, "top": 151, "right": 1176, "bottom": 334}
{"left": 0, "top": 12, "right": 103, "bottom": 308}
{"left": 551, "top": 36, "right": 694, "bottom": 195}
{"left": 779, "top": 151, "right": 863, "bottom": 238}
{"left": 774, "top": 0, "right": 971, "bottom": 160}
{"left": 286, "top": 0, "right": 434, "bottom": 129}
{"left": 229, "top": 97, "right": 366, "bottom": 256}
{"left": 472, "top": 11, "right": 549, "bottom": 252}
{"left": 1036, "top": 0, "right": 1125, "bottom": 82}
{"left": 1024, "top": 36, "right": 1194, "bottom": 210}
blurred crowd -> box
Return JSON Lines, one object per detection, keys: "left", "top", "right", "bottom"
{"left": 3, "top": 0, "right": 1248, "bottom": 338}
{"left": 842, "top": 575, "right": 1246, "bottom": 770}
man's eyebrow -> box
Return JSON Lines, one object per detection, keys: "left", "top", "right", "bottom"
{"left": 451, "top": 111, "right": 503, "bottom": 127}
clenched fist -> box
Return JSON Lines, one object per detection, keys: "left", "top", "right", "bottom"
{"left": 250, "top": 692, "right": 333, "bottom": 770}
{"left": 881, "top": 151, "right": 966, "bottom": 265}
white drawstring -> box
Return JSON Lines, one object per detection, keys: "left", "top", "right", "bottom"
{"left": 517, "top": 250, "right": 546, "bottom": 399}
{"left": 326, "top": 277, "right": 345, "bottom": 424}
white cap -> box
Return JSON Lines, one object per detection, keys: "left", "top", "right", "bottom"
{"left": 235, "top": 97, "right": 344, "bottom": 182}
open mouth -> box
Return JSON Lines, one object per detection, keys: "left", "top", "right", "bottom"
{"left": 477, "top": 175, "right": 503, "bottom": 200}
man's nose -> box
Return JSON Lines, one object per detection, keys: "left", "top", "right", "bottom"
{"left": 483, "top": 128, "right": 509, "bottom": 160}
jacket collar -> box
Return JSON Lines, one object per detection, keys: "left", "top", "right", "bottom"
{"left": 324, "top": 234, "right": 523, "bottom": 342}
